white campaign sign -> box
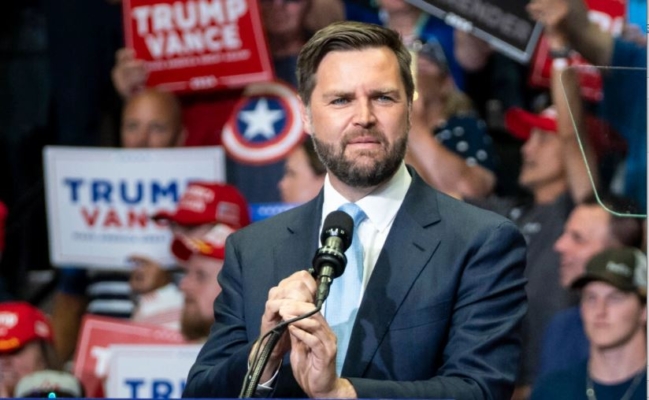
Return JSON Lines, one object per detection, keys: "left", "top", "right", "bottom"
{"left": 44, "top": 146, "right": 225, "bottom": 269}
{"left": 105, "top": 344, "right": 202, "bottom": 398}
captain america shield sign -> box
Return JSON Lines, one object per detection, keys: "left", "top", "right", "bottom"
{"left": 222, "top": 81, "right": 305, "bottom": 165}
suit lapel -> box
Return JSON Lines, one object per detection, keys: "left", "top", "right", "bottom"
{"left": 344, "top": 173, "right": 442, "bottom": 376}
{"left": 273, "top": 193, "right": 324, "bottom": 284}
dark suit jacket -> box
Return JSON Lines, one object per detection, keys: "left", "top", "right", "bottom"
{"left": 183, "top": 171, "right": 528, "bottom": 399}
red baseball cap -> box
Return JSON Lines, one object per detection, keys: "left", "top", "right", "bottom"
{"left": 505, "top": 106, "right": 626, "bottom": 159}
{"left": 0, "top": 302, "right": 53, "bottom": 353}
{"left": 152, "top": 182, "right": 250, "bottom": 228}
{"left": 504, "top": 106, "right": 558, "bottom": 141}
{"left": 171, "top": 223, "right": 235, "bottom": 261}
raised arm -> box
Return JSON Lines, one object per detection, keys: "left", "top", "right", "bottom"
{"left": 550, "top": 50, "right": 598, "bottom": 202}
{"left": 111, "top": 48, "right": 147, "bottom": 99}
{"left": 406, "top": 99, "right": 496, "bottom": 199}
{"left": 527, "top": 0, "right": 613, "bottom": 66}
{"left": 528, "top": 0, "right": 599, "bottom": 203}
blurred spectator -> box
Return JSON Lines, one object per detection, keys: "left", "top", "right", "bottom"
{"left": 15, "top": 369, "right": 84, "bottom": 398}
{"left": 375, "top": 0, "right": 487, "bottom": 90}
{"left": 52, "top": 180, "right": 250, "bottom": 361}
{"left": 172, "top": 221, "right": 245, "bottom": 342}
{"left": 229, "top": 0, "right": 321, "bottom": 204}
{"left": 128, "top": 260, "right": 184, "bottom": 332}
{"left": 527, "top": 0, "right": 647, "bottom": 211}
{"left": 111, "top": 0, "right": 332, "bottom": 204}
{"left": 259, "top": 0, "right": 314, "bottom": 84}
{"left": 133, "top": 182, "right": 251, "bottom": 334}
{"left": 51, "top": 90, "right": 186, "bottom": 362}
{"left": 303, "top": 0, "right": 345, "bottom": 33}
{"left": 406, "top": 37, "right": 497, "bottom": 199}
{"left": 278, "top": 137, "right": 325, "bottom": 204}
{"left": 539, "top": 196, "right": 644, "bottom": 377}
{"left": 120, "top": 89, "right": 186, "bottom": 149}
{"left": 531, "top": 247, "right": 647, "bottom": 400}
{"left": 0, "top": 302, "right": 59, "bottom": 397}
{"left": 469, "top": 55, "right": 595, "bottom": 397}
{"left": 555, "top": 197, "right": 643, "bottom": 289}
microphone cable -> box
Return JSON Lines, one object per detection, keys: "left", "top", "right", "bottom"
{"left": 239, "top": 305, "right": 322, "bottom": 398}
{"left": 239, "top": 210, "right": 353, "bottom": 398}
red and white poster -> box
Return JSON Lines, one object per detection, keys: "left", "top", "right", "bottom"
{"left": 528, "top": 0, "right": 626, "bottom": 102}
{"left": 123, "top": 0, "right": 274, "bottom": 93}
{"left": 73, "top": 315, "right": 186, "bottom": 397}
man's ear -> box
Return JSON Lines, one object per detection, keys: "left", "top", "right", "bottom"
{"left": 298, "top": 96, "right": 313, "bottom": 135}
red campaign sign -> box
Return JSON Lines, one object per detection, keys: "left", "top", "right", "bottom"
{"left": 528, "top": 0, "right": 625, "bottom": 102}
{"left": 73, "top": 315, "right": 185, "bottom": 397}
{"left": 123, "top": 0, "right": 275, "bottom": 94}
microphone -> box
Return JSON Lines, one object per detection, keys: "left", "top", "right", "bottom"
{"left": 312, "top": 210, "right": 354, "bottom": 308}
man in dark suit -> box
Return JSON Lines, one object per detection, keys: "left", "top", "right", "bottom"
{"left": 183, "top": 21, "right": 527, "bottom": 400}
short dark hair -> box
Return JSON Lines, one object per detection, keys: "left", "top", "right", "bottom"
{"left": 296, "top": 21, "right": 414, "bottom": 107}
{"left": 582, "top": 195, "right": 644, "bottom": 249}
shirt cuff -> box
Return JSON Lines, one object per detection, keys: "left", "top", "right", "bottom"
{"left": 248, "top": 358, "right": 283, "bottom": 396}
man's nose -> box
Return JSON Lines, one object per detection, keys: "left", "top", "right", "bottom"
{"left": 353, "top": 100, "right": 377, "bottom": 128}
{"left": 553, "top": 234, "right": 567, "bottom": 253}
{"left": 179, "top": 276, "right": 192, "bottom": 293}
{"left": 594, "top": 298, "right": 608, "bottom": 316}
{"left": 520, "top": 140, "right": 533, "bottom": 157}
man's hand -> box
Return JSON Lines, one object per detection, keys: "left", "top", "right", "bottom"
{"left": 111, "top": 48, "right": 147, "bottom": 98}
{"left": 128, "top": 255, "right": 172, "bottom": 295}
{"left": 285, "top": 303, "right": 357, "bottom": 398}
{"left": 254, "top": 270, "right": 318, "bottom": 382}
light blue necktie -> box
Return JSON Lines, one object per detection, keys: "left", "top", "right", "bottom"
{"left": 326, "top": 202, "right": 367, "bottom": 376}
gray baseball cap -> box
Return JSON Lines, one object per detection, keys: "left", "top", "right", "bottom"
{"left": 571, "top": 247, "right": 647, "bottom": 298}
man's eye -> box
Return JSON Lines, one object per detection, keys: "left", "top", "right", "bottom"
{"left": 331, "top": 98, "right": 349, "bottom": 105}
{"left": 377, "top": 95, "right": 394, "bottom": 102}
{"left": 123, "top": 122, "right": 138, "bottom": 131}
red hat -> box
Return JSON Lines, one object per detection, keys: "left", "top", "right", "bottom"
{"left": 0, "top": 302, "right": 53, "bottom": 353}
{"left": 152, "top": 182, "right": 250, "bottom": 228}
{"left": 171, "top": 224, "right": 235, "bottom": 261}
{"left": 505, "top": 106, "right": 627, "bottom": 159}
{"left": 504, "top": 106, "right": 558, "bottom": 141}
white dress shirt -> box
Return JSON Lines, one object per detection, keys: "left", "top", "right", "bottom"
{"left": 321, "top": 162, "right": 412, "bottom": 302}
{"left": 255, "top": 163, "right": 412, "bottom": 391}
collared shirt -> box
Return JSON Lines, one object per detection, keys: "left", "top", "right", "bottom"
{"left": 321, "top": 163, "right": 412, "bottom": 296}
{"left": 255, "top": 164, "right": 411, "bottom": 392}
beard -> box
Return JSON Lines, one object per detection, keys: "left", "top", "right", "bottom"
{"left": 312, "top": 127, "right": 408, "bottom": 188}
{"left": 180, "top": 301, "right": 212, "bottom": 342}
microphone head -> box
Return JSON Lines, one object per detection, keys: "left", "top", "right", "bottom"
{"left": 321, "top": 210, "right": 353, "bottom": 251}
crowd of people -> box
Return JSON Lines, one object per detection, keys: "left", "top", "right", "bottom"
{"left": 0, "top": 0, "right": 646, "bottom": 398}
